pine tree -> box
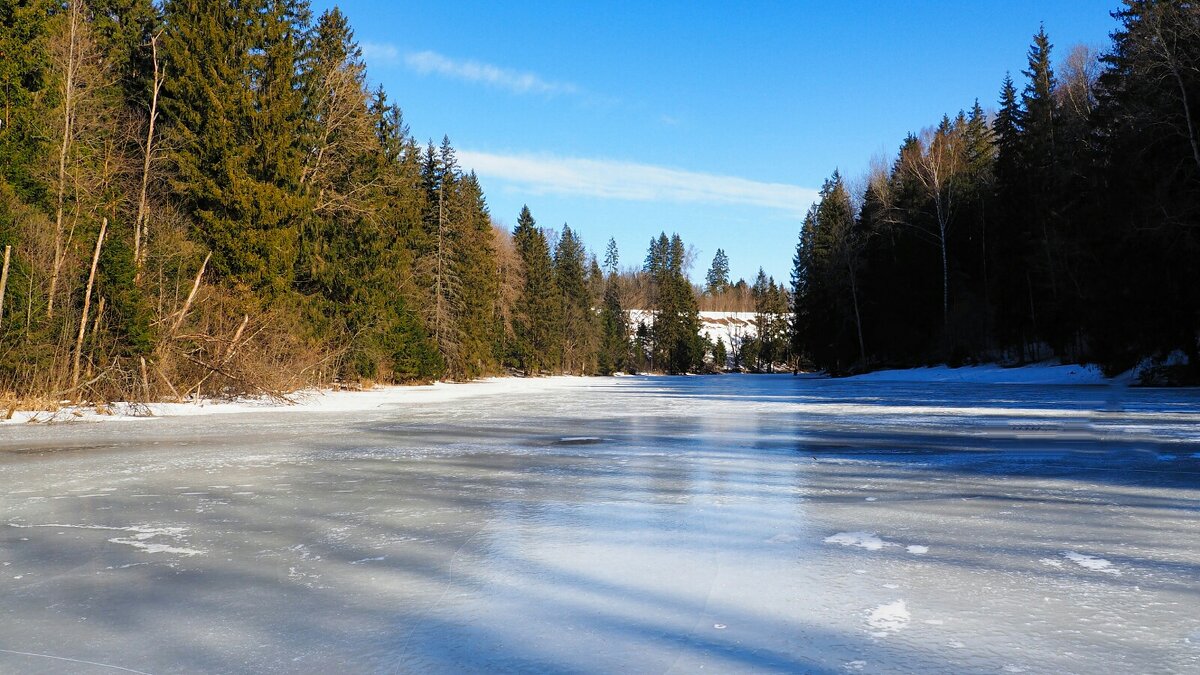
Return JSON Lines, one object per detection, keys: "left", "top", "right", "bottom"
{"left": 454, "top": 172, "right": 500, "bottom": 377}
{"left": 705, "top": 248, "right": 730, "bottom": 294}
{"left": 553, "top": 223, "right": 595, "bottom": 374}
{"left": 512, "top": 205, "right": 560, "bottom": 374}
{"left": 1085, "top": 0, "right": 1200, "bottom": 373}
{"left": 790, "top": 206, "right": 817, "bottom": 366}
{"left": 0, "top": 0, "right": 56, "bottom": 204}
{"left": 644, "top": 232, "right": 701, "bottom": 373}
{"left": 598, "top": 269, "right": 629, "bottom": 375}
{"left": 161, "top": 0, "right": 309, "bottom": 291}
{"left": 751, "top": 268, "right": 771, "bottom": 370}
{"left": 712, "top": 336, "right": 727, "bottom": 371}
{"left": 1020, "top": 26, "right": 1067, "bottom": 353}
{"left": 603, "top": 237, "right": 619, "bottom": 275}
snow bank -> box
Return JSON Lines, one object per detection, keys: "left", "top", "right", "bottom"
{"left": 846, "top": 363, "right": 1110, "bottom": 385}
{"left": 1, "top": 376, "right": 593, "bottom": 425}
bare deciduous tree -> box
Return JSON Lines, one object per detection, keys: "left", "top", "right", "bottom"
{"left": 1058, "top": 44, "right": 1101, "bottom": 119}
{"left": 902, "top": 121, "right": 965, "bottom": 325}
{"left": 46, "top": 0, "right": 93, "bottom": 317}
{"left": 1136, "top": 2, "right": 1200, "bottom": 172}
{"left": 134, "top": 32, "right": 164, "bottom": 273}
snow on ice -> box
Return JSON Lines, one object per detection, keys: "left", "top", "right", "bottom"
{"left": 825, "top": 531, "right": 896, "bottom": 551}
{"left": 866, "top": 600, "right": 911, "bottom": 636}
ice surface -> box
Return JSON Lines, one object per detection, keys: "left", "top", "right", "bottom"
{"left": 1, "top": 374, "right": 1199, "bottom": 673}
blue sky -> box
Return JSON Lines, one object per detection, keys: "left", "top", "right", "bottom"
{"left": 310, "top": 1, "right": 1118, "bottom": 283}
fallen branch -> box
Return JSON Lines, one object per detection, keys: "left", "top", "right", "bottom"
{"left": 71, "top": 218, "right": 106, "bottom": 396}
{"left": 170, "top": 251, "right": 210, "bottom": 335}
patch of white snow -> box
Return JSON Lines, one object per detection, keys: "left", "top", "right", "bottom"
{"left": 825, "top": 531, "right": 896, "bottom": 551}
{"left": 1063, "top": 551, "right": 1120, "bottom": 575}
{"left": 866, "top": 600, "right": 910, "bottom": 635}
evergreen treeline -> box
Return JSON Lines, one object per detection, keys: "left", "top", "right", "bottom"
{"left": 792, "top": 2, "right": 1200, "bottom": 381}
{"left": 0, "top": 0, "right": 708, "bottom": 403}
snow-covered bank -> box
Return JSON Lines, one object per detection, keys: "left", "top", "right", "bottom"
{"left": 845, "top": 363, "right": 1112, "bottom": 385}
{"left": 1, "top": 376, "right": 594, "bottom": 425}
{"left": 628, "top": 309, "right": 762, "bottom": 350}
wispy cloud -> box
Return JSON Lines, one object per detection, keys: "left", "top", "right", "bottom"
{"left": 361, "top": 42, "right": 401, "bottom": 65}
{"left": 362, "top": 45, "right": 573, "bottom": 96}
{"left": 458, "top": 151, "right": 817, "bottom": 215}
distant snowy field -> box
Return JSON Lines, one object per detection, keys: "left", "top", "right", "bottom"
{"left": 628, "top": 309, "right": 760, "bottom": 349}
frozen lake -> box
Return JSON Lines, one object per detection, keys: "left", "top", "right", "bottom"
{"left": 2, "top": 375, "right": 1199, "bottom": 674}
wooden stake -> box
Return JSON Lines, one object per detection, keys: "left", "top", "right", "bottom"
{"left": 171, "top": 251, "right": 210, "bottom": 335}
{"left": 24, "top": 265, "right": 32, "bottom": 336}
{"left": 87, "top": 296, "right": 106, "bottom": 379}
{"left": 91, "top": 296, "right": 105, "bottom": 338}
{"left": 140, "top": 356, "right": 150, "bottom": 401}
{"left": 71, "top": 218, "right": 106, "bottom": 395}
{"left": 0, "top": 245, "right": 11, "bottom": 328}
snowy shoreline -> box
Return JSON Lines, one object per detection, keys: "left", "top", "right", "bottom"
{"left": 0, "top": 361, "right": 1178, "bottom": 426}
{"left": 842, "top": 362, "right": 1115, "bottom": 385}
{"left": 1, "top": 376, "right": 599, "bottom": 426}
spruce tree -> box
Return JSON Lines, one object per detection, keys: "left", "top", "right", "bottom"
{"left": 598, "top": 269, "right": 629, "bottom": 375}
{"left": 644, "top": 232, "right": 701, "bottom": 373}
{"left": 454, "top": 172, "right": 500, "bottom": 377}
{"left": 553, "top": 223, "right": 595, "bottom": 374}
{"left": 603, "top": 237, "right": 619, "bottom": 275}
{"left": 161, "top": 0, "right": 309, "bottom": 291}
{"left": 512, "top": 206, "right": 560, "bottom": 374}
{"left": 705, "top": 248, "right": 730, "bottom": 294}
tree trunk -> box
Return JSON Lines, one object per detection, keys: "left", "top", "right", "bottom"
{"left": 171, "top": 252, "right": 210, "bottom": 335}
{"left": 134, "top": 33, "right": 164, "bottom": 274}
{"left": 48, "top": 0, "right": 82, "bottom": 318}
{"left": 848, "top": 259, "right": 866, "bottom": 366}
{"left": 1169, "top": 64, "right": 1200, "bottom": 174}
{"left": 71, "top": 218, "right": 106, "bottom": 395}
{"left": 939, "top": 218, "right": 949, "bottom": 327}
{"left": 140, "top": 356, "right": 150, "bottom": 401}
{"left": 0, "top": 245, "right": 11, "bottom": 328}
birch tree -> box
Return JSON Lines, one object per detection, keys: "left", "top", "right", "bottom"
{"left": 901, "top": 118, "right": 964, "bottom": 325}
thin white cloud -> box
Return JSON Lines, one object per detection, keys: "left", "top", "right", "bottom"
{"left": 361, "top": 41, "right": 401, "bottom": 65}
{"left": 458, "top": 151, "right": 817, "bottom": 215}
{"left": 402, "top": 49, "right": 579, "bottom": 96}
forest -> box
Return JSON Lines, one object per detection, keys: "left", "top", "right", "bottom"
{"left": 1, "top": 0, "right": 1197, "bottom": 407}
{"left": 0, "top": 0, "right": 722, "bottom": 405}
{"left": 791, "top": 1, "right": 1200, "bottom": 383}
